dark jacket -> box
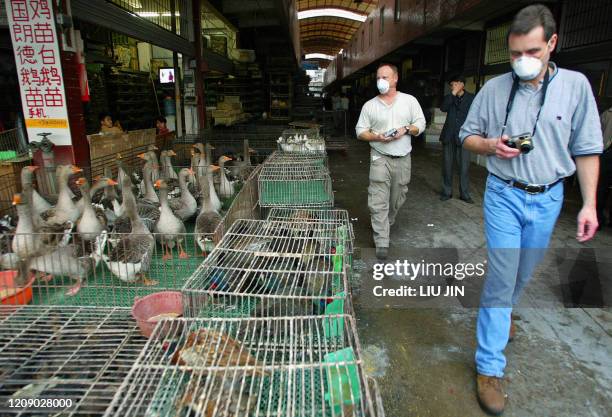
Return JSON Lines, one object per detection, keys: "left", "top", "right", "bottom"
{"left": 439, "top": 92, "right": 475, "bottom": 145}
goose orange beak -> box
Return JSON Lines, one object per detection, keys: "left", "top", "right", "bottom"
{"left": 76, "top": 177, "right": 87, "bottom": 186}
{"left": 137, "top": 153, "right": 146, "bottom": 159}
{"left": 107, "top": 179, "right": 118, "bottom": 186}
{"left": 187, "top": 168, "right": 194, "bottom": 175}
{"left": 154, "top": 179, "right": 162, "bottom": 188}
{"left": 93, "top": 175, "right": 102, "bottom": 181}
{"left": 71, "top": 165, "right": 83, "bottom": 174}
{"left": 12, "top": 194, "right": 22, "bottom": 205}
{"left": 223, "top": 156, "right": 233, "bottom": 161}
{"left": 168, "top": 150, "right": 177, "bottom": 156}
{"left": 210, "top": 164, "right": 220, "bottom": 172}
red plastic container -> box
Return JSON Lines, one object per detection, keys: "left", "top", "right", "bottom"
{"left": 132, "top": 291, "right": 183, "bottom": 338}
{"left": 1, "top": 271, "right": 34, "bottom": 305}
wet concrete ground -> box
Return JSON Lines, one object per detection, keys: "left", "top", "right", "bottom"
{"left": 328, "top": 139, "right": 612, "bottom": 417}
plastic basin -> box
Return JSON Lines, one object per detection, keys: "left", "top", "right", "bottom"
{"left": 1, "top": 271, "right": 34, "bottom": 305}
{"left": 132, "top": 291, "right": 183, "bottom": 338}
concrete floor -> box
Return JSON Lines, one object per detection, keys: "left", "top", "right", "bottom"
{"left": 328, "top": 139, "right": 612, "bottom": 417}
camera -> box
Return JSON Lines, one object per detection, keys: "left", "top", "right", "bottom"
{"left": 505, "top": 133, "right": 534, "bottom": 154}
{"left": 384, "top": 128, "right": 398, "bottom": 138}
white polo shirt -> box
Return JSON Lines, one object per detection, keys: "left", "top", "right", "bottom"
{"left": 355, "top": 92, "right": 426, "bottom": 157}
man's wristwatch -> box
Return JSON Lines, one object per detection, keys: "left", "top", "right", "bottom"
{"left": 404, "top": 125, "right": 412, "bottom": 135}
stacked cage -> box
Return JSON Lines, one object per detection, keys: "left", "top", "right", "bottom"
{"left": 105, "top": 315, "right": 384, "bottom": 417}
{"left": 258, "top": 152, "right": 333, "bottom": 208}
{"left": 181, "top": 219, "right": 351, "bottom": 319}
{"left": 0, "top": 306, "right": 146, "bottom": 416}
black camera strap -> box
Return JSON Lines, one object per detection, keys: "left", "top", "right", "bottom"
{"left": 500, "top": 67, "right": 550, "bottom": 139}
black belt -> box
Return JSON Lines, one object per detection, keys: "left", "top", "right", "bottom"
{"left": 381, "top": 153, "right": 408, "bottom": 159}
{"left": 491, "top": 174, "right": 564, "bottom": 194}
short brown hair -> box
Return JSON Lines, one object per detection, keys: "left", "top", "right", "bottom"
{"left": 377, "top": 63, "right": 398, "bottom": 75}
{"left": 508, "top": 4, "right": 556, "bottom": 42}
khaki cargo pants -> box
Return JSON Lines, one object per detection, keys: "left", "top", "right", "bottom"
{"left": 368, "top": 148, "right": 412, "bottom": 248}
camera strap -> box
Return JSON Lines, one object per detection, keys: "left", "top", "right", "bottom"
{"left": 500, "top": 67, "right": 550, "bottom": 138}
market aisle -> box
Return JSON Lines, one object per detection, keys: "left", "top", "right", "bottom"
{"left": 328, "top": 139, "right": 612, "bottom": 417}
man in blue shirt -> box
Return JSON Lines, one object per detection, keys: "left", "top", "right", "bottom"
{"left": 460, "top": 5, "right": 602, "bottom": 415}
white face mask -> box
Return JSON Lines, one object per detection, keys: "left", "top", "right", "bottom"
{"left": 511, "top": 56, "right": 544, "bottom": 80}
{"left": 377, "top": 78, "right": 390, "bottom": 94}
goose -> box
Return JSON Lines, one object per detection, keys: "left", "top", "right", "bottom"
{"left": 75, "top": 178, "right": 106, "bottom": 242}
{"left": 195, "top": 174, "right": 222, "bottom": 256}
{"left": 11, "top": 193, "right": 43, "bottom": 259}
{"left": 206, "top": 165, "right": 222, "bottom": 213}
{"left": 102, "top": 177, "right": 157, "bottom": 286}
{"left": 76, "top": 176, "right": 117, "bottom": 215}
{"left": 154, "top": 179, "right": 188, "bottom": 260}
{"left": 39, "top": 165, "right": 83, "bottom": 227}
{"left": 138, "top": 157, "right": 159, "bottom": 205}
{"left": 168, "top": 168, "right": 197, "bottom": 221}
{"left": 160, "top": 150, "right": 179, "bottom": 180}
{"left": 20, "top": 166, "right": 51, "bottom": 216}
{"left": 217, "top": 155, "right": 236, "bottom": 199}
{"left": 28, "top": 231, "right": 107, "bottom": 296}
{"left": 116, "top": 154, "right": 131, "bottom": 195}
{"left": 111, "top": 177, "right": 160, "bottom": 235}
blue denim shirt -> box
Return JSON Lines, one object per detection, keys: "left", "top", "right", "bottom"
{"left": 460, "top": 63, "right": 603, "bottom": 185}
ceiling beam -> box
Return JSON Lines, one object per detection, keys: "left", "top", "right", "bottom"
{"left": 222, "top": 0, "right": 275, "bottom": 14}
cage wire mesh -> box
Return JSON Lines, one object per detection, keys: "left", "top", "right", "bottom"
{"left": 104, "top": 315, "right": 384, "bottom": 417}
{"left": 0, "top": 129, "right": 28, "bottom": 162}
{"left": 182, "top": 219, "right": 350, "bottom": 319}
{"left": 265, "top": 151, "right": 328, "bottom": 169}
{"left": 258, "top": 163, "right": 333, "bottom": 208}
{"left": 265, "top": 208, "right": 354, "bottom": 255}
{"left": 0, "top": 305, "right": 146, "bottom": 417}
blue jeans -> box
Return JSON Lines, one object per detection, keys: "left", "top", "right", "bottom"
{"left": 476, "top": 175, "right": 564, "bottom": 377}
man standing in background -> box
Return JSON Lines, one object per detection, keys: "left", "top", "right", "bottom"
{"left": 440, "top": 74, "right": 475, "bottom": 203}
{"left": 356, "top": 63, "right": 426, "bottom": 260}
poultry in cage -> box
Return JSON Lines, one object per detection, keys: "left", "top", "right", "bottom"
{"left": 75, "top": 177, "right": 108, "bottom": 242}
{"left": 19, "top": 165, "right": 51, "bottom": 216}
{"left": 111, "top": 176, "right": 160, "bottom": 236}
{"left": 168, "top": 168, "right": 198, "bottom": 221}
{"left": 38, "top": 165, "right": 83, "bottom": 227}
{"left": 154, "top": 179, "right": 188, "bottom": 260}
{"left": 170, "top": 328, "right": 268, "bottom": 376}
{"left": 195, "top": 174, "right": 222, "bottom": 256}
{"left": 27, "top": 230, "right": 107, "bottom": 296}
{"left": 160, "top": 149, "right": 179, "bottom": 181}
{"left": 177, "top": 375, "right": 258, "bottom": 417}
{"left": 102, "top": 177, "right": 157, "bottom": 286}
{"left": 138, "top": 154, "right": 160, "bottom": 205}
{"left": 217, "top": 155, "right": 236, "bottom": 199}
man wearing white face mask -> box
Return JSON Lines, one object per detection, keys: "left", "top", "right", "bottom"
{"left": 460, "top": 5, "right": 602, "bottom": 415}
{"left": 356, "top": 63, "right": 426, "bottom": 259}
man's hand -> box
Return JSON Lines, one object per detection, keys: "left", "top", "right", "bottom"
{"left": 495, "top": 135, "right": 521, "bottom": 159}
{"left": 576, "top": 205, "right": 598, "bottom": 242}
{"left": 451, "top": 85, "right": 459, "bottom": 96}
{"left": 392, "top": 126, "right": 408, "bottom": 140}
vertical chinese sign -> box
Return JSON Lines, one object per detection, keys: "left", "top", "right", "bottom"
{"left": 5, "top": 0, "right": 71, "bottom": 145}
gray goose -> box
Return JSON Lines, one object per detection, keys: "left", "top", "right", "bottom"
{"left": 168, "top": 168, "right": 197, "bottom": 221}
{"left": 154, "top": 179, "right": 187, "bottom": 260}
{"left": 102, "top": 176, "right": 157, "bottom": 286}
{"left": 195, "top": 174, "right": 222, "bottom": 256}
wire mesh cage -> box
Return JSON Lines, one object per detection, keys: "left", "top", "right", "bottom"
{"left": 0, "top": 305, "right": 146, "bottom": 416}
{"left": 1, "top": 231, "right": 204, "bottom": 307}
{"left": 265, "top": 151, "right": 328, "bottom": 169}
{"left": 0, "top": 129, "right": 28, "bottom": 162}
{"left": 258, "top": 164, "right": 334, "bottom": 208}
{"left": 104, "top": 315, "right": 385, "bottom": 417}
{"left": 265, "top": 208, "right": 354, "bottom": 255}
{"left": 182, "top": 219, "right": 350, "bottom": 319}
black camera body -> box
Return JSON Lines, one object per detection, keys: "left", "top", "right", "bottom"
{"left": 506, "top": 132, "right": 534, "bottom": 154}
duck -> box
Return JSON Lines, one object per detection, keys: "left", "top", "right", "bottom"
{"left": 154, "top": 179, "right": 188, "bottom": 260}
{"left": 217, "top": 155, "right": 236, "bottom": 199}
{"left": 28, "top": 231, "right": 107, "bottom": 296}
{"left": 102, "top": 177, "right": 157, "bottom": 286}
{"left": 39, "top": 165, "right": 83, "bottom": 227}
{"left": 138, "top": 156, "right": 160, "bottom": 205}
{"left": 168, "top": 168, "right": 197, "bottom": 221}
{"left": 195, "top": 174, "right": 222, "bottom": 256}
{"left": 206, "top": 165, "right": 223, "bottom": 213}
{"left": 75, "top": 178, "right": 106, "bottom": 242}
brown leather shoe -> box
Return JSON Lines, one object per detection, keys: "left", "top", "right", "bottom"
{"left": 508, "top": 318, "right": 516, "bottom": 342}
{"left": 476, "top": 374, "right": 505, "bottom": 415}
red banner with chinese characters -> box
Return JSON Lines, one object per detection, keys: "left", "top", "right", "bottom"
{"left": 5, "top": 0, "right": 72, "bottom": 145}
